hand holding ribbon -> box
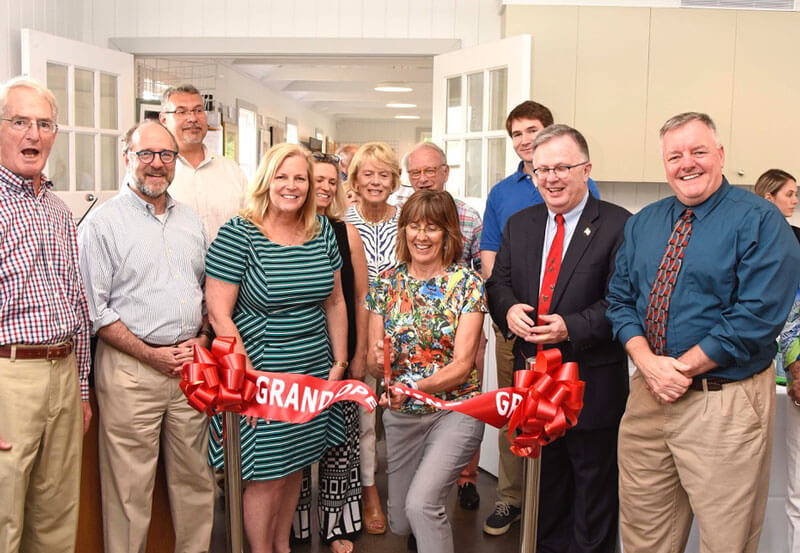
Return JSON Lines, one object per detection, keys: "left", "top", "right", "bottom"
{"left": 384, "top": 348, "right": 584, "bottom": 459}
{"left": 180, "top": 337, "right": 379, "bottom": 423}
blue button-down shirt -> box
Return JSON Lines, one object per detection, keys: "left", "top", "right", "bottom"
{"left": 607, "top": 178, "right": 800, "bottom": 380}
{"left": 480, "top": 160, "right": 600, "bottom": 252}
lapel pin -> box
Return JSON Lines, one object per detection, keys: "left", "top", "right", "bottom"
{"left": 583, "top": 227, "right": 591, "bottom": 236}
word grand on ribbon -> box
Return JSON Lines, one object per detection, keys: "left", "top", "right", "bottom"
{"left": 179, "top": 337, "right": 378, "bottom": 423}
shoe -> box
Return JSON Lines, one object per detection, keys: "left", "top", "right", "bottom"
{"left": 483, "top": 502, "right": 521, "bottom": 536}
{"left": 407, "top": 534, "right": 417, "bottom": 551}
{"left": 362, "top": 485, "right": 387, "bottom": 534}
{"left": 458, "top": 482, "right": 480, "bottom": 510}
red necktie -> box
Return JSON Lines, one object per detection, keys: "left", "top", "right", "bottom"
{"left": 645, "top": 208, "right": 694, "bottom": 355}
{"left": 538, "top": 213, "right": 565, "bottom": 320}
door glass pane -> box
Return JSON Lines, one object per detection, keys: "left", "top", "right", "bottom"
{"left": 76, "top": 134, "right": 95, "bottom": 191}
{"left": 467, "top": 72, "right": 484, "bottom": 133}
{"left": 446, "top": 76, "right": 463, "bottom": 134}
{"left": 445, "top": 140, "right": 464, "bottom": 195}
{"left": 46, "top": 63, "right": 68, "bottom": 126}
{"left": 465, "top": 139, "right": 482, "bottom": 198}
{"left": 488, "top": 137, "right": 507, "bottom": 190}
{"left": 100, "top": 135, "right": 119, "bottom": 190}
{"left": 489, "top": 68, "right": 508, "bottom": 131}
{"left": 100, "top": 73, "right": 118, "bottom": 130}
{"left": 49, "top": 133, "right": 70, "bottom": 191}
{"left": 75, "top": 69, "right": 95, "bottom": 127}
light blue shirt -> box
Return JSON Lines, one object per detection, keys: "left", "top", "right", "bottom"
{"left": 78, "top": 182, "right": 208, "bottom": 344}
{"left": 539, "top": 191, "right": 589, "bottom": 287}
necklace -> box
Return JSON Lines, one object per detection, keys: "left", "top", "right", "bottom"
{"left": 357, "top": 203, "right": 391, "bottom": 226}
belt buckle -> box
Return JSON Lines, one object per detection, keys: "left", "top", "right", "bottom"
{"left": 45, "top": 344, "right": 60, "bottom": 361}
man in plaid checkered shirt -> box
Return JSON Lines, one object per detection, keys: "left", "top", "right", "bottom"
{"left": 0, "top": 76, "right": 92, "bottom": 553}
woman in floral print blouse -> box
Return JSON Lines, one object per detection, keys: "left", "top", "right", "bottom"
{"left": 365, "top": 190, "right": 486, "bottom": 553}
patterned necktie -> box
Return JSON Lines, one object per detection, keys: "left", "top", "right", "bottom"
{"left": 645, "top": 208, "right": 694, "bottom": 355}
{"left": 538, "top": 213, "right": 565, "bottom": 320}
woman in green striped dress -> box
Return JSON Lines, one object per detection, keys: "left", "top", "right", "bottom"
{"left": 205, "top": 143, "right": 349, "bottom": 553}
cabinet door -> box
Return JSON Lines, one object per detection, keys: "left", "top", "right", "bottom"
{"left": 728, "top": 12, "right": 800, "bottom": 185}
{"left": 574, "top": 8, "right": 650, "bottom": 182}
{"left": 643, "top": 9, "right": 737, "bottom": 181}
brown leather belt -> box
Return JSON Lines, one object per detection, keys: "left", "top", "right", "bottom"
{"left": 688, "top": 364, "right": 770, "bottom": 392}
{"left": 0, "top": 340, "right": 74, "bottom": 360}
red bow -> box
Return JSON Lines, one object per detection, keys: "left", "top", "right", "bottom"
{"left": 507, "top": 348, "right": 584, "bottom": 458}
{"left": 179, "top": 337, "right": 260, "bottom": 415}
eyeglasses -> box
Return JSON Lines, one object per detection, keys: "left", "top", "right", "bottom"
{"left": 312, "top": 152, "right": 341, "bottom": 164}
{"left": 408, "top": 165, "right": 446, "bottom": 180}
{"left": 1, "top": 117, "right": 58, "bottom": 135}
{"left": 129, "top": 149, "right": 178, "bottom": 164}
{"left": 407, "top": 223, "right": 443, "bottom": 235}
{"left": 162, "top": 107, "right": 205, "bottom": 118}
{"left": 532, "top": 161, "right": 589, "bottom": 179}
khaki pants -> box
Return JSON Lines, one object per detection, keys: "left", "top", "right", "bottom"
{"left": 493, "top": 324, "right": 522, "bottom": 507}
{"left": 619, "top": 365, "right": 775, "bottom": 553}
{"left": 95, "top": 340, "right": 215, "bottom": 553}
{"left": 0, "top": 353, "right": 82, "bottom": 553}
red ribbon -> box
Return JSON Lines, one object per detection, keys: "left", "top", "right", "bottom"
{"left": 506, "top": 348, "right": 584, "bottom": 458}
{"left": 180, "top": 337, "right": 378, "bottom": 423}
{"left": 386, "top": 348, "right": 584, "bottom": 459}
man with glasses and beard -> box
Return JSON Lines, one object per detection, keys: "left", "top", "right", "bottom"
{"left": 78, "top": 120, "right": 215, "bottom": 553}
{"left": 160, "top": 84, "right": 248, "bottom": 241}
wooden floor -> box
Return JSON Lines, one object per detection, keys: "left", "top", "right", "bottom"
{"left": 209, "top": 442, "right": 520, "bottom": 553}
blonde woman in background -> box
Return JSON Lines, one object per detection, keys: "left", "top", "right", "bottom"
{"left": 291, "top": 152, "right": 370, "bottom": 553}
{"left": 756, "top": 168, "right": 800, "bottom": 552}
{"left": 343, "top": 142, "right": 402, "bottom": 534}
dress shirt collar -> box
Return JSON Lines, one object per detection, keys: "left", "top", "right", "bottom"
{"left": 121, "top": 176, "right": 176, "bottom": 214}
{"left": 177, "top": 144, "right": 214, "bottom": 170}
{"left": 546, "top": 189, "right": 589, "bottom": 227}
{"left": 0, "top": 164, "right": 52, "bottom": 198}
{"left": 669, "top": 176, "right": 730, "bottom": 222}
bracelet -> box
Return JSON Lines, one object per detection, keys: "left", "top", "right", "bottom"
{"left": 198, "top": 328, "right": 214, "bottom": 340}
{"left": 332, "top": 360, "right": 349, "bottom": 369}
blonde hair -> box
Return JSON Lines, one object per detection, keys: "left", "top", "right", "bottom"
{"left": 242, "top": 143, "right": 319, "bottom": 240}
{"left": 345, "top": 142, "right": 401, "bottom": 196}
{"left": 755, "top": 168, "right": 796, "bottom": 199}
{"left": 313, "top": 158, "right": 347, "bottom": 220}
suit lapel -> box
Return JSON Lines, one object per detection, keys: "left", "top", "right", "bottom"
{"left": 550, "top": 195, "right": 600, "bottom": 310}
{"left": 527, "top": 207, "right": 548, "bottom": 306}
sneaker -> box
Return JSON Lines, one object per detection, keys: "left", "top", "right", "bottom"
{"left": 458, "top": 482, "right": 480, "bottom": 510}
{"left": 483, "top": 502, "right": 521, "bottom": 536}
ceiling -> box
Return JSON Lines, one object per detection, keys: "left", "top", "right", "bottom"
{"left": 113, "top": 37, "right": 459, "bottom": 126}
{"left": 227, "top": 55, "right": 433, "bottom": 123}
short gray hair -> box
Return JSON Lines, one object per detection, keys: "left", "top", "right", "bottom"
{"left": 404, "top": 142, "right": 447, "bottom": 170}
{"left": 659, "top": 112, "right": 718, "bottom": 143}
{"left": 0, "top": 76, "right": 58, "bottom": 120}
{"left": 160, "top": 84, "right": 202, "bottom": 110}
{"left": 531, "top": 124, "right": 590, "bottom": 160}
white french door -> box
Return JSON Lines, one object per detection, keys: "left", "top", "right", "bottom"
{"left": 22, "top": 28, "right": 134, "bottom": 219}
{"left": 432, "top": 35, "right": 532, "bottom": 476}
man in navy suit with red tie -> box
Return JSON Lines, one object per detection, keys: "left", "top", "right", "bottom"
{"left": 486, "top": 124, "right": 630, "bottom": 553}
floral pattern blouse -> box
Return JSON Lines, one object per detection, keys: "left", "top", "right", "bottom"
{"left": 365, "top": 263, "right": 487, "bottom": 415}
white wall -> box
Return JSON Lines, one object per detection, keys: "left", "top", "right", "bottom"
{"left": 80, "top": 0, "right": 502, "bottom": 50}
{"left": 335, "top": 119, "right": 429, "bottom": 158}
{"left": 0, "top": 0, "right": 86, "bottom": 81}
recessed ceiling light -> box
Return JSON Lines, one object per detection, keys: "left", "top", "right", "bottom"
{"left": 375, "top": 85, "right": 413, "bottom": 92}
{"left": 386, "top": 103, "right": 417, "bottom": 108}
{"left": 395, "top": 115, "right": 420, "bottom": 120}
